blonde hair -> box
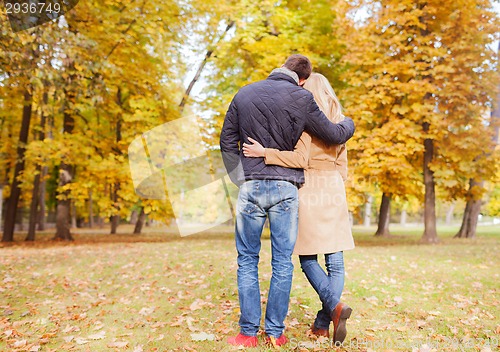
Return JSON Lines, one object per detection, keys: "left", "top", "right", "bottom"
{"left": 303, "top": 73, "right": 344, "bottom": 123}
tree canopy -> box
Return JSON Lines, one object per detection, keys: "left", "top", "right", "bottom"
{"left": 0, "top": 0, "right": 498, "bottom": 241}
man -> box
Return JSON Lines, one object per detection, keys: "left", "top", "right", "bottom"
{"left": 220, "top": 54, "right": 355, "bottom": 348}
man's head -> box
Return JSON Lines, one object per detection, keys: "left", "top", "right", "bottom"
{"left": 283, "top": 54, "right": 312, "bottom": 86}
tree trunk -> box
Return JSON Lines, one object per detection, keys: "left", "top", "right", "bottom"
{"left": 455, "top": 180, "right": 483, "bottom": 238}
{"left": 38, "top": 92, "right": 52, "bottom": 232}
{"left": 55, "top": 200, "right": 72, "bottom": 240}
{"left": 364, "top": 194, "right": 372, "bottom": 227}
{"left": 37, "top": 166, "right": 47, "bottom": 231}
{"left": 422, "top": 122, "right": 438, "bottom": 243}
{"left": 26, "top": 91, "right": 48, "bottom": 241}
{"left": 110, "top": 183, "right": 120, "bottom": 234}
{"left": 54, "top": 65, "right": 76, "bottom": 241}
{"left": 56, "top": 201, "right": 71, "bottom": 239}
{"left": 110, "top": 88, "right": 123, "bottom": 235}
{"left": 110, "top": 212, "right": 120, "bottom": 234}
{"left": 88, "top": 190, "right": 94, "bottom": 228}
{"left": 3, "top": 90, "right": 33, "bottom": 242}
{"left": 54, "top": 166, "right": 74, "bottom": 241}
{"left": 0, "top": 186, "right": 3, "bottom": 231}
{"left": 455, "top": 43, "right": 499, "bottom": 239}
{"left": 3, "top": 127, "right": 13, "bottom": 187}
{"left": 133, "top": 207, "right": 146, "bottom": 234}
{"left": 129, "top": 210, "right": 138, "bottom": 225}
{"left": 26, "top": 173, "right": 40, "bottom": 241}
{"left": 375, "top": 193, "right": 391, "bottom": 236}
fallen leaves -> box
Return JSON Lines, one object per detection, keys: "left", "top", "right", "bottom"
{"left": 189, "top": 299, "right": 206, "bottom": 311}
{"left": 365, "top": 296, "right": 379, "bottom": 306}
{"left": 87, "top": 330, "right": 106, "bottom": 340}
{"left": 190, "top": 332, "right": 215, "bottom": 341}
{"left": 138, "top": 307, "right": 156, "bottom": 316}
{"left": 1, "top": 235, "right": 499, "bottom": 351}
{"left": 107, "top": 340, "right": 129, "bottom": 348}
{"left": 12, "top": 339, "right": 27, "bottom": 348}
{"left": 427, "top": 310, "right": 442, "bottom": 317}
{"left": 4, "top": 329, "right": 20, "bottom": 338}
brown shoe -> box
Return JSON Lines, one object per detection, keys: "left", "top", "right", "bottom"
{"left": 310, "top": 323, "right": 329, "bottom": 338}
{"left": 331, "top": 302, "right": 352, "bottom": 344}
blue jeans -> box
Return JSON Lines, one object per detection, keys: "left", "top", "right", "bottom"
{"left": 299, "top": 252, "right": 345, "bottom": 330}
{"left": 235, "top": 180, "right": 299, "bottom": 338}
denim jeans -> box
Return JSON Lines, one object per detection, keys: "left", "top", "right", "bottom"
{"left": 235, "top": 180, "right": 299, "bottom": 338}
{"left": 299, "top": 251, "right": 344, "bottom": 330}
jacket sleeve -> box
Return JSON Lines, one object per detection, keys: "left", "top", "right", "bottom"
{"left": 264, "top": 132, "right": 312, "bottom": 169}
{"left": 220, "top": 99, "right": 244, "bottom": 185}
{"left": 304, "top": 95, "right": 355, "bottom": 145}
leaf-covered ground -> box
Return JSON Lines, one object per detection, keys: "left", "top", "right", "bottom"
{"left": 0, "top": 225, "right": 499, "bottom": 351}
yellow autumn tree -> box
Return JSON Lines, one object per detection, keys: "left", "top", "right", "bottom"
{"left": 342, "top": 0, "right": 499, "bottom": 241}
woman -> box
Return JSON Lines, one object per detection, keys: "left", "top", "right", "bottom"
{"left": 242, "top": 73, "right": 354, "bottom": 344}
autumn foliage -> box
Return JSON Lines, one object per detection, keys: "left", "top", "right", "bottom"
{"left": 0, "top": 0, "right": 499, "bottom": 242}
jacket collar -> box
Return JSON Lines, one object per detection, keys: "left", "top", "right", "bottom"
{"left": 267, "top": 67, "right": 299, "bottom": 85}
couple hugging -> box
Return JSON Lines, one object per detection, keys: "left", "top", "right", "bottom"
{"left": 220, "top": 54, "right": 356, "bottom": 348}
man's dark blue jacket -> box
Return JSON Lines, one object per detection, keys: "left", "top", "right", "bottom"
{"left": 220, "top": 71, "right": 355, "bottom": 186}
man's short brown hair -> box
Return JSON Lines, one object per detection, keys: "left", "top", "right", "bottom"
{"left": 284, "top": 54, "right": 312, "bottom": 80}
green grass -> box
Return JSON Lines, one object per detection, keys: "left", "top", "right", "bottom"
{"left": 0, "top": 225, "right": 498, "bottom": 351}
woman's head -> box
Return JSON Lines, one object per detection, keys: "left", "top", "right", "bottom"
{"left": 303, "top": 73, "right": 343, "bottom": 123}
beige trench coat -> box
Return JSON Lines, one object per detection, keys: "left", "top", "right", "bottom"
{"left": 264, "top": 132, "right": 355, "bottom": 255}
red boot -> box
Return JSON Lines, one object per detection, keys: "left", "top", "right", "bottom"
{"left": 265, "top": 334, "right": 288, "bottom": 348}
{"left": 227, "top": 333, "right": 258, "bottom": 347}
{"left": 310, "top": 323, "right": 329, "bottom": 338}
